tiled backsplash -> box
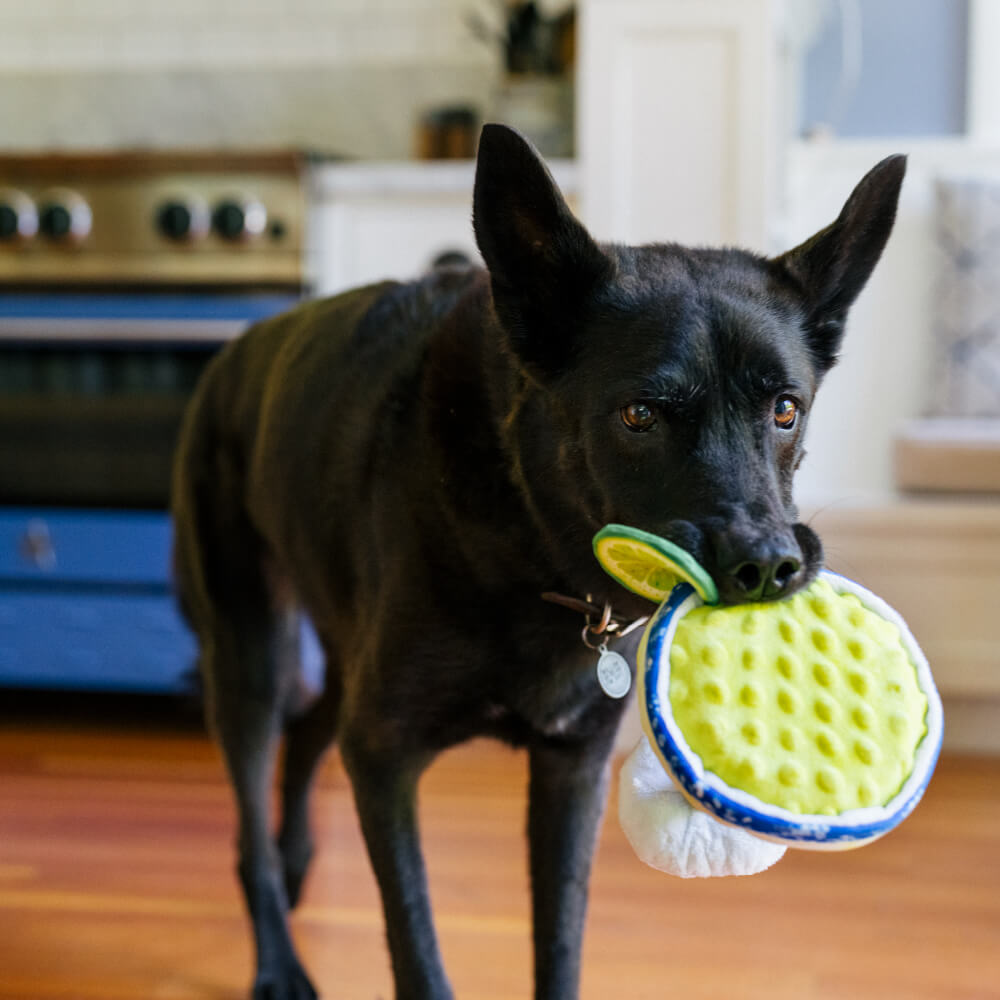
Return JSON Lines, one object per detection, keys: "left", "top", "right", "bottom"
{"left": 0, "top": 0, "right": 489, "bottom": 71}
{"left": 0, "top": 0, "right": 499, "bottom": 157}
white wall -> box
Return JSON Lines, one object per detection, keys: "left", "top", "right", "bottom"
{"left": 782, "top": 139, "right": 1000, "bottom": 504}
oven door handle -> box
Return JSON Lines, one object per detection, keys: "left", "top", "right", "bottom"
{"left": 0, "top": 317, "right": 248, "bottom": 343}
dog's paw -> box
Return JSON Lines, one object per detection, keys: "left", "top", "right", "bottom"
{"left": 252, "top": 963, "right": 319, "bottom": 1000}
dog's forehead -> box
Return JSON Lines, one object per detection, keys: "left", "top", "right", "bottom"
{"left": 608, "top": 244, "right": 780, "bottom": 319}
{"left": 595, "top": 245, "right": 813, "bottom": 388}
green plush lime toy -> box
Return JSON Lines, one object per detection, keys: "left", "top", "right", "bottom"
{"left": 594, "top": 524, "right": 943, "bottom": 878}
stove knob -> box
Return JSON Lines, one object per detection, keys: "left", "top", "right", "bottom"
{"left": 212, "top": 197, "right": 267, "bottom": 241}
{"left": 0, "top": 190, "right": 38, "bottom": 242}
{"left": 157, "top": 198, "right": 209, "bottom": 242}
{"left": 38, "top": 190, "right": 92, "bottom": 243}
{"left": 40, "top": 204, "right": 72, "bottom": 239}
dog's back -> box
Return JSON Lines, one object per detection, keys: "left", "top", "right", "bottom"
{"left": 173, "top": 267, "right": 483, "bottom": 655}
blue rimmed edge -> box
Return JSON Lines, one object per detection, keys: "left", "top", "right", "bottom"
{"left": 640, "top": 579, "right": 944, "bottom": 846}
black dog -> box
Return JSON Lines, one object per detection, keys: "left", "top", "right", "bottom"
{"left": 172, "top": 125, "right": 904, "bottom": 999}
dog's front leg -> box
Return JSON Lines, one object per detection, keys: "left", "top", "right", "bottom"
{"left": 341, "top": 737, "right": 453, "bottom": 1000}
{"left": 528, "top": 724, "right": 619, "bottom": 1000}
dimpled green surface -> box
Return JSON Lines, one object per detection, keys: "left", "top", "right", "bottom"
{"left": 668, "top": 577, "right": 928, "bottom": 816}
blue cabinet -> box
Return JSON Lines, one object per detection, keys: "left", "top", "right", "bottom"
{"left": 0, "top": 508, "right": 197, "bottom": 693}
{"left": 0, "top": 509, "right": 175, "bottom": 583}
{"left": 0, "top": 290, "right": 302, "bottom": 694}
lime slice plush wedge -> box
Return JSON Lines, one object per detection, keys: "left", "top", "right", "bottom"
{"left": 594, "top": 524, "right": 719, "bottom": 605}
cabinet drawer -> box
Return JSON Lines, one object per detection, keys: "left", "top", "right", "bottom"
{"left": 0, "top": 508, "right": 173, "bottom": 584}
{"left": 0, "top": 591, "right": 196, "bottom": 692}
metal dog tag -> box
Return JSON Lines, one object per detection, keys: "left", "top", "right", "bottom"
{"left": 596, "top": 648, "right": 631, "bottom": 699}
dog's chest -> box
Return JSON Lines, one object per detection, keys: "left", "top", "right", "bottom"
{"left": 497, "top": 637, "right": 635, "bottom": 741}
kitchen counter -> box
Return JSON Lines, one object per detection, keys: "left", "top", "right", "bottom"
{"left": 310, "top": 158, "right": 577, "bottom": 198}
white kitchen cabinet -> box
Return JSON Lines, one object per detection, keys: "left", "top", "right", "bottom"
{"left": 307, "top": 161, "right": 578, "bottom": 297}
{"left": 577, "top": 0, "right": 781, "bottom": 251}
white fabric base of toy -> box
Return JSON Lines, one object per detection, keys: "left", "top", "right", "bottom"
{"left": 619, "top": 734, "right": 787, "bottom": 878}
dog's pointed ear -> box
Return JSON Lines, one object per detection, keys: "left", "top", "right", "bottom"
{"left": 772, "top": 154, "right": 906, "bottom": 372}
{"left": 473, "top": 123, "right": 613, "bottom": 375}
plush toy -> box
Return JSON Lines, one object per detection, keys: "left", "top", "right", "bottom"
{"left": 593, "top": 525, "right": 944, "bottom": 879}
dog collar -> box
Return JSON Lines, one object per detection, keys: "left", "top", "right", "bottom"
{"left": 540, "top": 591, "right": 649, "bottom": 649}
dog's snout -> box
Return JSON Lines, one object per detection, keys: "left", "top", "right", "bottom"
{"left": 710, "top": 524, "right": 808, "bottom": 605}
{"left": 661, "top": 518, "right": 815, "bottom": 605}
{"left": 726, "top": 552, "right": 803, "bottom": 603}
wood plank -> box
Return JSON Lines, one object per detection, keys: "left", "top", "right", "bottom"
{"left": 0, "top": 693, "right": 998, "bottom": 1000}
{"left": 894, "top": 419, "right": 1000, "bottom": 494}
{"left": 0, "top": 151, "right": 307, "bottom": 179}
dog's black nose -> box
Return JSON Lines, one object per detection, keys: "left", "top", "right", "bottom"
{"left": 722, "top": 551, "right": 803, "bottom": 603}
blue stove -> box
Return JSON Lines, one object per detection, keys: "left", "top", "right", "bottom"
{"left": 0, "top": 152, "right": 306, "bottom": 692}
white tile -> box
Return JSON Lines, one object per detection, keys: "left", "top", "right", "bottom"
{"left": 0, "top": 0, "right": 496, "bottom": 71}
{"left": 0, "top": 33, "right": 37, "bottom": 69}
{"left": 0, "top": 0, "right": 61, "bottom": 21}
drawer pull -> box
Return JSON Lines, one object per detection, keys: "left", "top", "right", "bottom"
{"left": 19, "top": 520, "right": 57, "bottom": 571}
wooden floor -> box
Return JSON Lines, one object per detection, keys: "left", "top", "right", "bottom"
{"left": 1, "top": 692, "right": 999, "bottom": 1000}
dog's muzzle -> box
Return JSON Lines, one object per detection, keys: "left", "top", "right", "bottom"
{"left": 660, "top": 518, "right": 823, "bottom": 606}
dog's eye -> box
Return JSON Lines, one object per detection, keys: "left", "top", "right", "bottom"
{"left": 621, "top": 402, "right": 657, "bottom": 432}
{"left": 774, "top": 396, "right": 798, "bottom": 429}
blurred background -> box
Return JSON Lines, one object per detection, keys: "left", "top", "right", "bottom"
{"left": 1, "top": 0, "right": 996, "bottom": 746}
{"left": 0, "top": 2, "right": 998, "bottom": 998}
